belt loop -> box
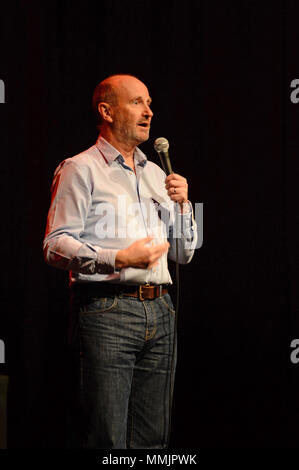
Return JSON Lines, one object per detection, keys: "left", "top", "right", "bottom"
{"left": 138, "top": 285, "right": 145, "bottom": 301}
{"left": 159, "top": 285, "right": 162, "bottom": 297}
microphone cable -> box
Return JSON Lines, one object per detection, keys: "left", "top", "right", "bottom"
{"left": 153, "top": 137, "right": 180, "bottom": 448}
{"left": 166, "top": 214, "right": 180, "bottom": 448}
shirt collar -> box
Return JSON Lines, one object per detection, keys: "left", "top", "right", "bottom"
{"left": 95, "top": 135, "right": 147, "bottom": 168}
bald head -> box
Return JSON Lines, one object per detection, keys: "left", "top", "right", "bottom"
{"left": 92, "top": 74, "right": 144, "bottom": 130}
{"left": 92, "top": 74, "right": 153, "bottom": 149}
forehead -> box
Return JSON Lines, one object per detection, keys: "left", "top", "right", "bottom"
{"left": 112, "top": 76, "right": 150, "bottom": 101}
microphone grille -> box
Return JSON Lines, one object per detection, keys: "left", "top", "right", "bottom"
{"left": 154, "top": 137, "right": 169, "bottom": 153}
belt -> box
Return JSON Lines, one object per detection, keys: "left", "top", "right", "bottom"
{"left": 72, "top": 282, "right": 168, "bottom": 301}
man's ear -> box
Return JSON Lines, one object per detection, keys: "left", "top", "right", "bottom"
{"left": 98, "top": 102, "right": 113, "bottom": 123}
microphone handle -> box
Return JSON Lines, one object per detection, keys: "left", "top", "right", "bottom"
{"left": 159, "top": 151, "right": 173, "bottom": 176}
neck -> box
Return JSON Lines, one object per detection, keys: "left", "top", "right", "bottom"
{"left": 100, "top": 129, "right": 136, "bottom": 168}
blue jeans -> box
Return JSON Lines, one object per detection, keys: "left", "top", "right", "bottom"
{"left": 68, "top": 287, "right": 177, "bottom": 449}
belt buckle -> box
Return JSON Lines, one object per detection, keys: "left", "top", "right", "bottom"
{"left": 138, "top": 283, "right": 150, "bottom": 301}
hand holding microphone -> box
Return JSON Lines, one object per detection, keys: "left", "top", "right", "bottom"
{"left": 154, "top": 137, "right": 188, "bottom": 207}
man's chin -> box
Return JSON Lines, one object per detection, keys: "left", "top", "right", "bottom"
{"left": 136, "top": 130, "right": 150, "bottom": 144}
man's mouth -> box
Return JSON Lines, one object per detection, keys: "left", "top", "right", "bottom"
{"left": 138, "top": 122, "right": 150, "bottom": 128}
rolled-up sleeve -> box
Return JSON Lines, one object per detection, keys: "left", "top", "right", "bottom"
{"left": 43, "top": 160, "right": 118, "bottom": 274}
{"left": 167, "top": 201, "right": 198, "bottom": 264}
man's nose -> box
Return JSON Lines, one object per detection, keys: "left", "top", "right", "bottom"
{"left": 144, "top": 104, "right": 153, "bottom": 118}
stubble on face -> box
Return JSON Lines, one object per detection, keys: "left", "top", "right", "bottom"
{"left": 108, "top": 75, "right": 152, "bottom": 147}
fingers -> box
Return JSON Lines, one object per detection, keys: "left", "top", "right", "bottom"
{"left": 165, "top": 173, "right": 185, "bottom": 181}
{"left": 165, "top": 182, "right": 187, "bottom": 191}
{"left": 147, "top": 261, "right": 159, "bottom": 269}
{"left": 165, "top": 173, "right": 187, "bottom": 185}
{"left": 148, "top": 242, "right": 170, "bottom": 261}
{"left": 166, "top": 186, "right": 188, "bottom": 205}
{"left": 125, "top": 237, "right": 169, "bottom": 270}
{"left": 139, "top": 237, "right": 169, "bottom": 252}
{"left": 165, "top": 183, "right": 188, "bottom": 193}
{"left": 156, "top": 241, "right": 170, "bottom": 252}
{"left": 140, "top": 235, "right": 154, "bottom": 245}
{"left": 147, "top": 242, "right": 170, "bottom": 270}
{"left": 164, "top": 173, "right": 188, "bottom": 206}
{"left": 165, "top": 173, "right": 188, "bottom": 202}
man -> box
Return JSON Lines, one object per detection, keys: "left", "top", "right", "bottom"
{"left": 43, "top": 74, "right": 197, "bottom": 449}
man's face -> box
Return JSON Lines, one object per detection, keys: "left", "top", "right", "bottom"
{"left": 109, "top": 76, "right": 153, "bottom": 146}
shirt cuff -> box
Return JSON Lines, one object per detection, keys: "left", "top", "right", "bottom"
{"left": 95, "top": 247, "right": 119, "bottom": 274}
{"left": 175, "top": 200, "right": 192, "bottom": 215}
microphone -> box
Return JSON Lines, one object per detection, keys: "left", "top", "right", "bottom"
{"left": 154, "top": 137, "right": 173, "bottom": 176}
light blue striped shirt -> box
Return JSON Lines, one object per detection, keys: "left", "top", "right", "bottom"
{"left": 43, "top": 136, "right": 197, "bottom": 285}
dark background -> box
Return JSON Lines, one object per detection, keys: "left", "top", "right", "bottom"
{"left": 0, "top": 0, "right": 299, "bottom": 448}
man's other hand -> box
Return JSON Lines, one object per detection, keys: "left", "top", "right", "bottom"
{"left": 115, "top": 236, "right": 170, "bottom": 270}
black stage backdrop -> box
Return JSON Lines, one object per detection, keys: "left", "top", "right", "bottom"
{"left": 0, "top": 0, "right": 299, "bottom": 448}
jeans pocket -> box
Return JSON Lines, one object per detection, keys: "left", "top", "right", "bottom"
{"left": 160, "top": 293, "right": 176, "bottom": 314}
{"left": 79, "top": 295, "right": 118, "bottom": 315}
